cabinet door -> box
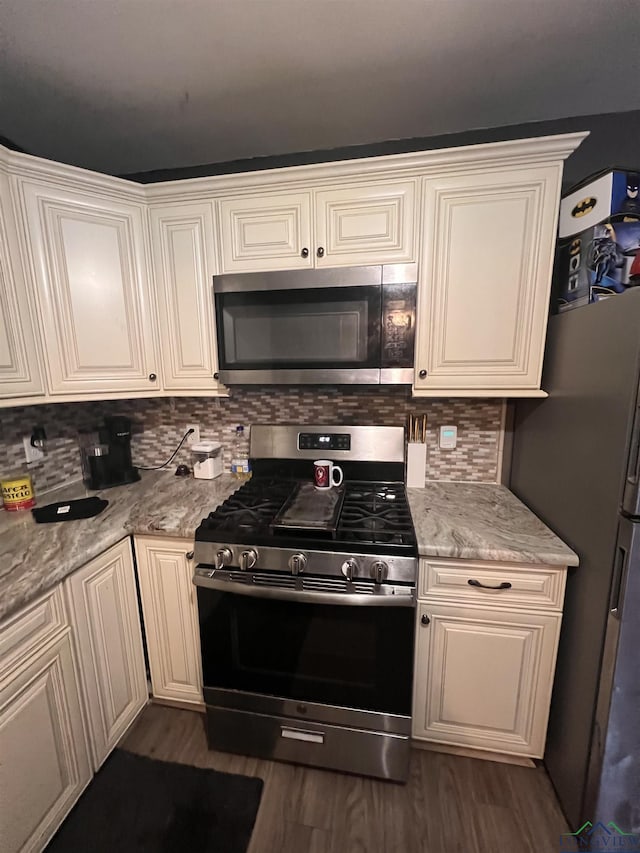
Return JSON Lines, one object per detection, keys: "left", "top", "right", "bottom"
{"left": 414, "top": 166, "right": 561, "bottom": 395}
{"left": 134, "top": 536, "right": 203, "bottom": 706}
{"left": 0, "top": 172, "right": 45, "bottom": 400}
{"left": 314, "top": 180, "right": 416, "bottom": 267}
{"left": 65, "top": 538, "right": 147, "bottom": 770}
{"left": 150, "top": 202, "right": 222, "bottom": 391}
{"left": 15, "top": 179, "right": 160, "bottom": 395}
{"left": 412, "top": 602, "right": 561, "bottom": 757}
{"left": 0, "top": 632, "right": 92, "bottom": 853}
{"left": 218, "top": 191, "right": 313, "bottom": 272}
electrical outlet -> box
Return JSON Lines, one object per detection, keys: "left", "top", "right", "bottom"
{"left": 186, "top": 424, "right": 200, "bottom": 445}
{"left": 23, "top": 436, "right": 45, "bottom": 464}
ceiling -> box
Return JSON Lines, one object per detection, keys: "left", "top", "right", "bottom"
{"left": 1, "top": 0, "right": 639, "bottom": 177}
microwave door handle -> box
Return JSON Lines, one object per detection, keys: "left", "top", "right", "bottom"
{"left": 193, "top": 573, "right": 415, "bottom": 607}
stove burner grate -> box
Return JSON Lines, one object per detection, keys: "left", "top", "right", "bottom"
{"left": 199, "top": 477, "right": 416, "bottom": 549}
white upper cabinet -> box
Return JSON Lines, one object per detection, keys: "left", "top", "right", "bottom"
{"left": 0, "top": 171, "right": 45, "bottom": 400}
{"left": 218, "top": 191, "right": 313, "bottom": 272}
{"left": 0, "top": 133, "right": 585, "bottom": 403}
{"left": 314, "top": 180, "right": 416, "bottom": 267}
{"left": 14, "top": 178, "right": 160, "bottom": 396}
{"left": 414, "top": 165, "right": 562, "bottom": 396}
{"left": 149, "top": 201, "right": 222, "bottom": 392}
{"left": 217, "top": 179, "right": 417, "bottom": 273}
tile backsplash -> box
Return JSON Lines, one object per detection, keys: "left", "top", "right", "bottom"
{"left": 0, "top": 389, "right": 504, "bottom": 495}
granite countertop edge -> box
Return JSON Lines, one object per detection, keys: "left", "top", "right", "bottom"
{"left": 408, "top": 482, "right": 579, "bottom": 568}
{"left": 0, "top": 475, "right": 578, "bottom": 626}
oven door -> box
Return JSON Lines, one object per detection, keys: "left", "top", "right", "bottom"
{"left": 214, "top": 266, "right": 383, "bottom": 384}
{"left": 196, "top": 583, "right": 415, "bottom": 718}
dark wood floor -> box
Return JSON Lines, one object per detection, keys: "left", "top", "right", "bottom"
{"left": 122, "top": 704, "right": 569, "bottom": 853}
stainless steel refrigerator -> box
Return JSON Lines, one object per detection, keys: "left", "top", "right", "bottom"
{"left": 510, "top": 288, "right": 640, "bottom": 834}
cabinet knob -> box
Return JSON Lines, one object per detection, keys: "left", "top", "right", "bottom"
{"left": 185, "top": 551, "right": 194, "bottom": 561}
{"left": 213, "top": 372, "right": 219, "bottom": 380}
{"left": 418, "top": 369, "right": 427, "bottom": 378}
{"left": 421, "top": 613, "right": 431, "bottom": 626}
{"left": 316, "top": 246, "right": 325, "bottom": 258}
{"left": 148, "top": 373, "right": 157, "bottom": 382}
{"left": 301, "top": 247, "right": 309, "bottom": 258}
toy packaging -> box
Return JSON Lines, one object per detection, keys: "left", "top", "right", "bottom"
{"left": 554, "top": 170, "right": 640, "bottom": 312}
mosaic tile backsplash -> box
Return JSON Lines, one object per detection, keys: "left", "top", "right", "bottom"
{"left": 0, "top": 389, "right": 504, "bottom": 495}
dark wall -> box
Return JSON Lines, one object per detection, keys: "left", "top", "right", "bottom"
{"left": 122, "top": 110, "right": 640, "bottom": 191}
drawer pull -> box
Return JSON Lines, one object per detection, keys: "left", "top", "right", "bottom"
{"left": 281, "top": 727, "right": 324, "bottom": 744}
{"left": 468, "top": 579, "right": 512, "bottom": 591}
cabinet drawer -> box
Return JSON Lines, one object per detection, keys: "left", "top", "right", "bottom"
{"left": 419, "top": 559, "right": 566, "bottom": 610}
{"left": 0, "top": 587, "right": 67, "bottom": 676}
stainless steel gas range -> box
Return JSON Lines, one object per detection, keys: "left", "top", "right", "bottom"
{"left": 193, "top": 424, "right": 418, "bottom": 782}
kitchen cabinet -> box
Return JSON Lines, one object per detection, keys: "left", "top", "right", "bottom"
{"left": 0, "top": 587, "right": 91, "bottom": 853}
{"left": 0, "top": 170, "right": 45, "bottom": 401}
{"left": 0, "top": 132, "right": 585, "bottom": 403}
{"left": 217, "top": 179, "right": 417, "bottom": 273}
{"left": 65, "top": 538, "right": 148, "bottom": 770}
{"left": 413, "top": 165, "right": 562, "bottom": 397}
{"left": 134, "top": 536, "right": 203, "bottom": 707}
{"left": 149, "top": 201, "right": 224, "bottom": 393}
{"left": 12, "top": 176, "right": 160, "bottom": 396}
{"left": 412, "top": 558, "right": 566, "bottom": 758}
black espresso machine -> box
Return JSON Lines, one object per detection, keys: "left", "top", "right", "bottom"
{"left": 79, "top": 416, "right": 140, "bottom": 489}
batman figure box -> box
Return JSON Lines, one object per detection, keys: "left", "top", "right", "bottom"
{"left": 554, "top": 170, "right": 640, "bottom": 312}
{"left": 558, "top": 170, "right": 639, "bottom": 239}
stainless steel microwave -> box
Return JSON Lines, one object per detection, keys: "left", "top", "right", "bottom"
{"left": 213, "top": 263, "right": 417, "bottom": 385}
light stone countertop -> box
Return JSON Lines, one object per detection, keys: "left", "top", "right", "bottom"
{"left": 407, "top": 482, "right": 579, "bottom": 567}
{"left": 0, "top": 471, "right": 239, "bottom": 623}
{"left": 0, "top": 474, "right": 578, "bottom": 625}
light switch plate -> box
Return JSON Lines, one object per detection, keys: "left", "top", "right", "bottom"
{"left": 439, "top": 425, "right": 457, "bottom": 450}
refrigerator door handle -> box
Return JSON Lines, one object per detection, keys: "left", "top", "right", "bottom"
{"left": 609, "top": 544, "right": 629, "bottom": 620}
{"left": 625, "top": 401, "right": 640, "bottom": 489}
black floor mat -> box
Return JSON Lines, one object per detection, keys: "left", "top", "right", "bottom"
{"left": 46, "top": 749, "right": 264, "bottom": 853}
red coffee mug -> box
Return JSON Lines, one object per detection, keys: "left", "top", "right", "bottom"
{"left": 314, "top": 459, "right": 344, "bottom": 489}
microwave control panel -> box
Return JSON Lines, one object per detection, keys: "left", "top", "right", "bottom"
{"left": 298, "top": 433, "right": 351, "bottom": 451}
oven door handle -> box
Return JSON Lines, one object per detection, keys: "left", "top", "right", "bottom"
{"left": 193, "top": 574, "right": 415, "bottom": 607}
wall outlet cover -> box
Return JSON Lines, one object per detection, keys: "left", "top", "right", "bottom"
{"left": 186, "top": 424, "right": 200, "bottom": 445}
{"left": 23, "top": 436, "right": 45, "bottom": 464}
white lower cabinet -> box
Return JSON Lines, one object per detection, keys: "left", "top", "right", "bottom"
{"left": 0, "top": 599, "right": 91, "bottom": 853}
{"left": 412, "top": 558, "right": 566, "bottom": 758}
{"left": 65, "top": 538, "right": 148, "bottom": 769}
{"left": 134, "top": 536, "right": 203, "bottom": 706}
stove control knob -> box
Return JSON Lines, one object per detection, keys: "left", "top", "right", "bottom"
{"left": 341, "top": 558, "right": 358, "bottom": 582}
{"left": 289, "top": 553, "right": 307, "bottom": 575}
{"left": 215, "top": 548, "right": 233, "bottom": 570}
{"left": 370, "top": 560, "right": 388, "bottom": 584}
{"left": 239, "top": 549, "right": 258, "bottom": 571}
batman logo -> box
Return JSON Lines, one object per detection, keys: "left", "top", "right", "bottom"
{"left": 572, "top": 197, "right": 597, "bottom": 218}
{"left": 569, "top": 238, "right": 581, "bottom": 255}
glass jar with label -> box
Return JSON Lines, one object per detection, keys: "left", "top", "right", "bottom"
{"left": 231, "top": 425, "right": 252, "bottom": 481}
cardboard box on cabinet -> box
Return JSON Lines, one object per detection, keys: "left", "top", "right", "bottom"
{"left": 554, "top": 170, "right": 640, "bottom": 312}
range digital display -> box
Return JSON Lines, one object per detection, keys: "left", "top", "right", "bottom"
{"left": 298, "top": 433, "right": 351, "bottom": 451}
